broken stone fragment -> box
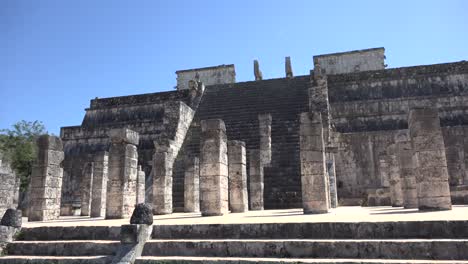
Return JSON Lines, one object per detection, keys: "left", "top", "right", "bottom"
{"left": 130, "top": 203, "right": 153, "bottom": 225}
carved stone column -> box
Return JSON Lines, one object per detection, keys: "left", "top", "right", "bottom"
{"left": 300, "top": 112, "right": 329, "bottom": 214}
{"left": 199, "top": 119, "right": 229, "bottom": 216}
{"left": 228, "top": 140, "right": 248, "bottom": 213}
{"left": 90, "top": 151, "right": 108, "bottom": 217}
{"left": 184, "top": 156, "right": 200, "bottom": 213}
{"left": 106, "top": 129, "right": 139, "bottom": 219}
{"left": 29, "top": 135, "right": 64, "bottom": 221}
{"left": 409, "top": 108, "right": 452, "bottom": 211}
{"left": 80, "top": 162, "right": 93, "bottom": 216}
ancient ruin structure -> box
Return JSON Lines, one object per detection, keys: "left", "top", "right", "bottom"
{"left": 90, "top": 151, "right": 108, "bottom": 217}
{"left": 199, "top": 119, "right": 229, "bottom": 216}
{"left": 29, "top": 135, "right": 64, "bottom": 221}
{"left": 183, "top": 156, "right": 200, "bottom": 213}
{"left": 0, "top": 157, "right": 19, "bottom": 218}
{"left": 56, "top": 47, "right": 468, "bottom": 215}
{"left": 227, "top": 140, "right": 248, "bottom": 213}
{"left": 105, "top": 128, "right": 139, "bottom": 219}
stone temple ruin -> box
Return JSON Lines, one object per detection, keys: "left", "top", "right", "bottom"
{"left": 53, "top": 47, "right": 468, "bottom": 217}
{"left": 2, "top": 47, "right": 468, "bottom": 263}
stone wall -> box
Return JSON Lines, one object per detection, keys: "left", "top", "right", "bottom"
{"left": 0, "top": 158, "right": 19, "bottom": 218}
{"left": 176, "top": 65, "right": 236, "bottom": 90}
{"left": 60, "top": 89, "right": 196, "bottom": 215}
{"left": 313, "top": 47, "right": 385, "bottom": 75}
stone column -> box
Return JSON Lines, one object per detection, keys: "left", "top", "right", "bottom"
{"left": 228, "top": 140, "right": 248, "bottom": 213}
{"left": 388, "top": 154, "right": 404, "bottom": 207}
{"left": 137, "top": 166, "right": 146, "bottom": 204}
{"left": 258, "top": 114, "right": 272, "bottom": 166}
{"left": 29, "top": 135, "right": 64, "bottom": 221}
{"left": 396, "top": 131, "right": 419, "bottom": 209}
{"left": 199, "top": 119, "right": 229, "bottom": 216}
{"left": 408, "top": 108, "right": 452, "bottom": 211}
{"left": 152, "top": 142, "right": 174, "bottom": 215}
{"left": 80, "top": 162, "right": 94, "bottom": 216}
{"left": 249, "top": 150, "right": 264, "bottom": 210}
{"left": 184, "top": 156, "right": 200, "bottom": 213}
{"left": 300, "top": 112, "right": 329, "bottom": 214}
{"left": 90, "top": 151, "right": 108, "bottom": 217}
{"left": 326, "top": 153, "right": 338, "bottom": 208}
{"left": 106, "top": 129, "right": 139, "bottom": 219}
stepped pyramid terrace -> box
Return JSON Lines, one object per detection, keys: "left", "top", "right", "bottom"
{"left": 2, "top": 47, "right": 468, "bottom": 263}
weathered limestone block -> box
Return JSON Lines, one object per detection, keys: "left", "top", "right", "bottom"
{"left": 91, "top": 151, "right": 108, "bottom": 217}
{"left": 0, "top": 158, "right": 19, "bottom": 218}
{"left": 29, "top": 135, "right": 64, "bottom": 221}
{"left": 152, "top": 147, "right": 174, "bottom": 215}
{"left": 1, "top": 209, "right": 22, "bottom": 228}
{"left": 326, "top": 153, "right": 338, "bottom": 208}
{"left": 300, "top": 112, "right": 329, "bottom": 214}
{"left": 106, "top": 129, "right": 139, "bottom": 219}
{"left": 409, "top": 108, "right": 452, "bottom": 211}
{"left": 228, "top": 140, "right": 248, "bottom": 213}
{"left": 184, "top": 156, "right": 200, "bottom": 213}
{"left": 258, "top": 114, "right": 272, "bottom": 166}
{"left": 285, "top": 56, "right": 293, "bottom": 78}
{"left": 388, "top": 154, "right": 404, "bottom": 207}
{"left": 137, "top": 166, "right": 145, "bottom": 205}
{"left": 395, "top": 131, "right": 419, "bottom": 209}
{"left": 249, "top": 149, "right": 264, "bottom": 210}
{"left": 199, "top": 119, "right": 229, "bottom": 216}
{"left": 80, "top": 162, "right": 94, "bottom": 216}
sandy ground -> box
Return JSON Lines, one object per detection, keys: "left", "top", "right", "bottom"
{"left": 22, "top": 205, "right": 468, "bottom": 227}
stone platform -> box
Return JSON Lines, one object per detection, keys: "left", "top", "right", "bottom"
{"left": 3, "top": 206, "right": 468, "bottom": 264}
{"left": 22, "top": 205, "right": 468, "bottom": 227}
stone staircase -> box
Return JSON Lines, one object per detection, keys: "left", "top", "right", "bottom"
{"left": 1, "top": 226, "right": 121, "bottom": 264}
{"left": 2, "top": 221, "right": 468, "bottom": 263}
{"left": 135, "top": 221, "right": 468, "bottom": 264}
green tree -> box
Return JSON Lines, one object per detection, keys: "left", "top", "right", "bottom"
{"left": 0, "top": 120, "right": 47, "bottom": 191}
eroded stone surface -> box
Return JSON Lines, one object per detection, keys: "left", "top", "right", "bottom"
{"left": 91, "top": 151, "right": 108, "bottom": 217}
{"left": 409, "top": 108, "right": 452, "bottom": 211}
{"left": 299, "top": 112, "right": 329, "bottom": 214}
{"left": 184, "top": 156, "right": 200, "bottom": 213}
{"left": 28, "top": 135, "right": 64, "bottom": 222}
{"left": 130, "top": 203, "right": 153, "bottom": 225}
{"left": 106, "top": 129, "right": 139, "bottom": 219}
{"left": 228, "top": 141, "right": 248, "bottom": 213}
{"left": 199, "top": 119, "right": 229, "bottom": 216}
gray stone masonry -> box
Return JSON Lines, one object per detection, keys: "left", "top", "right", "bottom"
{"left": 228, "top": 140, "right": 248, "bottom": 213}
{"left": 254, "top": 60, "right": 263, "bottom": 81}
{"left": 258, "top": 114, "right": 272, "bottom": 166}
{"left": 409, "top": 108, "right": 452, "bottom": 211}
{"left": 80, "top": 162, "right": 94, "bottom": 216}
{"left": 137, "top": 166, "right": 145, "bottom": 205}
{"left": 0, "top": 158, "right": 19, "bottom": 218}
{"left": 300, "top": 112, "right": 329, "bottom": 214}
{"left": 249, "top": 149, "right": 264, "bottom": 210}
{"left": 1, "top": 209, "right": 22, "bottom": 228}
{"left": 91, "top": 151, "right": 108, "bottom": 217}
{"left": 29, "top": 135, "right": 64, "bottom": 221}
{"left": 184, "top": 156, "right": 200, "bottom": 213}
{"left": 199, "top": 119, "right": 229, "bottom": 216}
{"left": 388, "top": 154, "right": 404, "bottom": 207}
{"left": 106, "top": 128, "right": 139, "bottom": 219}
{"left": 326, "top": 153, "right": 338, "bottom": 208}
{"left": 285, "top": 56, "right": 293, "bottom": 78}
{"left": 396, "top": 131, "right": 419, "bottom": 209}
{"left": 152, "top": 145, "right": 174, "bottom": 215}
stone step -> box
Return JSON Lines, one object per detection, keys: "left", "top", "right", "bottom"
{"left": 136, "top": 256, "right": 468, "bottom": 264}
{"left": 6, "top": 240, "right": 120, "bottom": 256}
{"left": 152, "top": 221, "right": 468, "bottom": 239}
{"left": 142, "top": 239, "right": 468, "bottom": 260}
{"left": 0, "top": 256, "right": 113, "bottom": 264}
{"left": 17, "top": 226, "right": 121, "bottom": 241}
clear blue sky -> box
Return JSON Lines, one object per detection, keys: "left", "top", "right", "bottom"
{"left": 1, "top": 0, "right": 467, "bottom": 135}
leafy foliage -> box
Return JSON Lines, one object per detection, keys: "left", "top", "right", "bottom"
{"left": 0, "top": 120, "right": 47, "bottom": 191}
